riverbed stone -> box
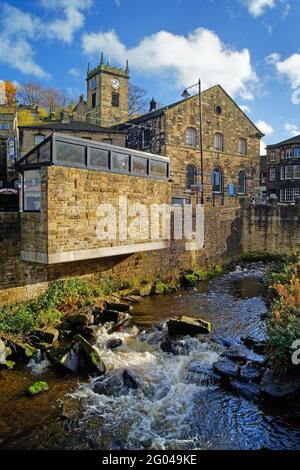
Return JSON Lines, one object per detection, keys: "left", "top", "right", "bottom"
{"left": 242, "top": 336, "right": 267, "bottom": 355}
{"left": 213, "top": 358, "right": 239, "bottom": 380}
{"left": 94, "top": 369, "right": 140, "bottom": 396}
{"left": 160, "top": 336, "right": 190, "bottom": 355}
{"left": 260, "top": 369, "right": 300, "bottom": 401}
{"left": 240, "top": 364, "right": 262, "bottom": 383}
{"left": 167, "top": 316, "right": 211, "bottom": 336}
{"left": 107, "top": 314, "right": 131, "bottom": 334}
{"left": 230, "top": 380, "right": 260, "bottom": 400}
{"left": 222, "top": 345, "right": 265, "bottom": 365}
{"left": 35, "top": 327, "right": 59, "bottom": 346}
{"left": 106, "top": 338, "right": 122, "bottom": 350}
{"left": 0, "top": 338, "right": 13, "bottom": 368}
{"left": 74, "top": 334, "right": 106, "bottom": 375}
{"left": 105, "top": 301, "right": 132, "bottom": 313}
{"left": 186, "top": 360, "right": 220, "bottom": 386}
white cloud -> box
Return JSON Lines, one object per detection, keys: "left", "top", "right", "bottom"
{"left": 266, "top": 51, "right": 300, "bottom": 103}
{"left": 239, "top": 104, "right": 251, "bottom": 113}
{"left": 244, "top": 0, "right": 276, "bottom": 17}
{"left": 68, "top": 68, "right": 81, "bottom": 77}
{"left": 82, "top": 28, "right": 258, "bottom": 99}
{"left": 243, "top": 0, "right": 290, "bottom": 17}
{"left": 284, "top": 122, "right": 300, "bottom": 136}
{"left": 260, "top": 140, "right": 267, "bottom": 155}
{"left": 255, "top": 120, "right": 274, "bottom": 135}
{"left": 0, "top": 1, "right": 92, "bottom": 78}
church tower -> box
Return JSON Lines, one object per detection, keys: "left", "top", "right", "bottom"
{"left": 86, "top": 53, "right": 129, "bottom": 128}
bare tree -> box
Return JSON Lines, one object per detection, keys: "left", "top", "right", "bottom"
{"left": 128, "top": 84, "right": 149, "bottom": 117}
{"left": 18, "top": 82, "right": 44, "bottom": 107}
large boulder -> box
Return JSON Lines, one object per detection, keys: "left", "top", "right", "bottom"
{"left": 213, "top": 358, "right": 239, "bottom": 380}
{"left": 260, "top": 369, "right": 300, "bottom": 401}
{"left": 74, "top": 334, "right": 106, "bottom": 375}
{"left": 94, "top": 369, "right": 140, "bottom": 396}
{"left": 167, "top": 316, "right": 211, "bottom": 336}
{"left": 230, "top": 380, "right": 260, "bottom": 401}
{"left": 7, "top": 338, "right": 36, "bottom": 363}
{"left": 46, "top": 345, "right": 81, "bottom": 373}
{"left": 105, "top": 301, "right": 132, "bottom": 313}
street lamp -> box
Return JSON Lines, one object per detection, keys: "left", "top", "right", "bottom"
{"left": 181, "top": 79, "right": 204, "bottom": 205}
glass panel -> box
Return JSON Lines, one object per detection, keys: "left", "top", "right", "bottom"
{"left": 293, "top": 147, "right": 300, "bottom": 157}
{"left": 186, "top": 128, "right": 197, "bottom": 147}
{"left": 132, "top": 156, "right": 148, "bottom": 174}
{"left": 150, "top": 160, "right": 168, "bottom": 177}
{"left": 38, "top": 141, "right": 51, "bottom": 164}
{"left": 90, "top": 147, "right": 109, "bottom": 168}
{"left": 55, "top": 141, "right": 85, "bottom": 165}
{"left": 212, "top": 169, "right": 222, "bottom": 192}
{"left": 111, "top": 152, "right": 129, "bottom": 171}
{"left": 34, "top": 134, "right": 45, "bottom": 145}
{"left": 26, "top": 151, "right": 38, "bottom": 165}
{"left": 238, "top": 171, "right": 246, "bottom": 194}
{"left": 186, "top": 165, "right": 196, "bottom": 189}
{"left": 24, "top": 169, "right": 41, "bottom": 211}
{"left": 294, "top": 165, "right": 300, "bottom": 178}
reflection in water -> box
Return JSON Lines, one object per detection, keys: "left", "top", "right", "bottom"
{"left": 1, "top": 264, "right": 300, "bottom": 450}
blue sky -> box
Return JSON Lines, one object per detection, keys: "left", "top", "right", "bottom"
{"left": 0, "top": 0, "right": 299, "bottom": 152}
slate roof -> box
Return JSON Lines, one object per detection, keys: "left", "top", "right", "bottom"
{"left": 267, "top": 134, "right": 300, "bottom": 149}
{"left": 19, "top": 120, "right": 126, "bottom": 134}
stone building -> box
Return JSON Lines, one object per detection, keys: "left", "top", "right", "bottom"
{"left": 18, "top": 119, "right": 126, "bottom": 158}
{"left": 86, "top": 54, "right": 129, "bottom": 127}
{"left": 73, "top": 95, "right": 88, "bottom": 121}
{"left": 122, "top": 85, "right": 263, "bottom": 203}
{"left": 266, "top": 135, "right": 300, "bottom": 203}
{"left": 0, "top": 110, "right": 18, "bottom": 188}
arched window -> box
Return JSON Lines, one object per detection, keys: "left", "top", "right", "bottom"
{"left": 214, "top": 132, "right": 223, "bottom": 152}
{"left": 238, "top": 171, "right": 246, "bottom": 194}
{"left": 186, "top": 127, "right": 197, "bottom": 147}
{"left": 186, "top": 165, "right": 196, "bottom": 189}
{"left": 212, "top": 168, "right": 223, "bottom": 193}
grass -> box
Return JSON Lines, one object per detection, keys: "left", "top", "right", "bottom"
{"left": 265, "top": 255, "right": 300, "bottom": 372}
{"left": 181, "top": 263, "right": 224, "bottom": 287}
{"left": 241, "top": 251, "right": 286, "bottom": 263}
{"left": 0, "top": 275, "right": 117, "bottom": 338}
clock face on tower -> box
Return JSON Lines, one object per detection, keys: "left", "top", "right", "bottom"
{"left": 111, "top": 78, "right": 120, "bottom": 90}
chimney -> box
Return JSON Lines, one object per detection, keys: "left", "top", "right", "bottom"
{"left": 79, "top": 94, "right": 84, "bottom": 102}
{"left": 60, "top": 111, "right": 70, "bottom": 123}
{"left": 149, "top": 97, "right": 157, "bottom": 112}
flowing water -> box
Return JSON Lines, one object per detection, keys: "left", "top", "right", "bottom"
{"left": 1, "top": 263, "right": 300, "bottom": 450}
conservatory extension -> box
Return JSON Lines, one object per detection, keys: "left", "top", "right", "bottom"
{"left": 16, "top": 134, "right": 171, "bottom": 264}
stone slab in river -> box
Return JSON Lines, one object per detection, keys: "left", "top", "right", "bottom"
{"left": 213, "top": 358, "right": 239, "bottom": 379}
{"left": 261, "top": 370, "right": 300, "bottom": 400}
{"left": 167, "top": 316, "right": 211, "bottom": 336}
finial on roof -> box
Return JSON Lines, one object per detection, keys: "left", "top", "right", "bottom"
{"left": 100, "top": 52, "right": 104, "bottom": 65}
{"left": 87, "top": 62, "right": 90, "bottom": 74}
{"left": 125, "top": 59, "right": 129, "bottom": 73}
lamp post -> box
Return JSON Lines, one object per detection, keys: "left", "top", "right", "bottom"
{"left": 182, "top": 79, "right": 204, "bottom": 205}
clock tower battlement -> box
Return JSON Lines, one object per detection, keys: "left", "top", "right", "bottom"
{"left": 86, "top": 53, "right": 129, "bottom": 128}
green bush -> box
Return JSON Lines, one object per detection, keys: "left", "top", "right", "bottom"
{"left": 267, "top": 318, "right": 300, "bottom": 372}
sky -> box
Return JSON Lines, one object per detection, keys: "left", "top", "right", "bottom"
{"left": 0, "top": 0, "right": 299, "bottom": 153}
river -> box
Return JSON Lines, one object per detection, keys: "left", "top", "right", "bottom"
{"left": 0, "top": 263, "right": 300, "bottom": 450}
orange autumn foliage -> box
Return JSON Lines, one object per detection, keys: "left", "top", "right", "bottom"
{"left": 5, "top": 81, "right": 17, "bottom": 106}
{"left": 273, "top": 275, "right": 300, "bottom": 308}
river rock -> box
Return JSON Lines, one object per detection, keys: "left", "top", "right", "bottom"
{"left": 186, "top": 360, "right": 220, "bottom": 386}
{"left": 46, "top": 345, "right": 81, "bottom": 373}
{"left": 0, "top": 338, "right": 13, "bottom": 368}
{"left": 167, "top": 316, "right": 211, "bottom": 336}
{"left": 34, "top": 327, "right": 59, "bottom": 346}
{"left": 94, "top": 369, "right": 140, "bottom": 396}
{"left": 211, "top": 336, "right": 235, "bottom": 348}
{"left": 240, "top": 364, "right": 262, "bottom": 383}
{"left": 96, "top": 309, "right": 120, "bottom": 324}
{"left": 105, "top": 301, "right": 132, "bottom": 313}
{"left": 230, "top": 380, "right": 260, "bottom": 400}
{"left": 66, "top": 312, "right": 94, "bottom": 328}
{"left": 107, "top": 314, "right": 131, "bottom": 334}
{"left": 222, "top": 345, "right": 265, "bottom": 365}
{"left": 74, "top": 334, "right": 106, "bottom": 375}
{"left": 242, "top": 336, "right": 267, "bottom": 355}
{"left": 106, "top": 338, "right": 122, "bottom": 350}
{"left": 260, "top": 369, "right": 300, "bottom": 401}
{"left": 160, "top": 336, "right": 190, "bottom": 355}
{"left": 8, "top": 338, "right": 36, "bottom": 363}
{"left": 213, "top": 358, "right": 239, "bottom": 380}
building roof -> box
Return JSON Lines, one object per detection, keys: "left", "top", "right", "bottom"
{"left": 267, "top": 134, "right": 300, "bottom": 149}
{"left": 116, "top": 84, "right": 263, "bottom": 136}
{"left": 18, "top": 120, "right": 126, "bottom": 134}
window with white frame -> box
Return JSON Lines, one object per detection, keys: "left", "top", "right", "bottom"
{"left": 280, "top": 166, "right": 285, "bottom": 180}
{"left": 214, "top": 132, "right": 223, "bottom": 152}
{"left": 269, "top": 167, "right": 276, "bottom": 181}
{"left": 285, "top": 165, "right": 293, "bottom": 179}
{"left": 294, "top": 188, "right": 300, "bottom": 199}
{"left": 293, "top": 147, "right": 300, "bottom": 157}
{"left": 280, "top": 150, "right": 285, "bottom": 160}
{"left": 186, "top": 127, "right": 197, "bottom": 147}
{"left": 269, "top": 151, "right": 276, "bottom": 162}
{"left": 285, "top": 188, "right": 294, "bottom": 202}
{"left": 286, "top": 148, "right": 293, "bottom": 158}
{"left": 238, "top": 138, "right": 247, "bottom": 155}
{"left": 294, "top": 165, "right": 300, "bottom": 178}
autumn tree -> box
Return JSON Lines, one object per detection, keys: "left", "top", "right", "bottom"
{"left": 5, "top": 81, "right": 17, "bottom": 106}
{"left": 128, "top": 84, "right": 149, "bottom": 117}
